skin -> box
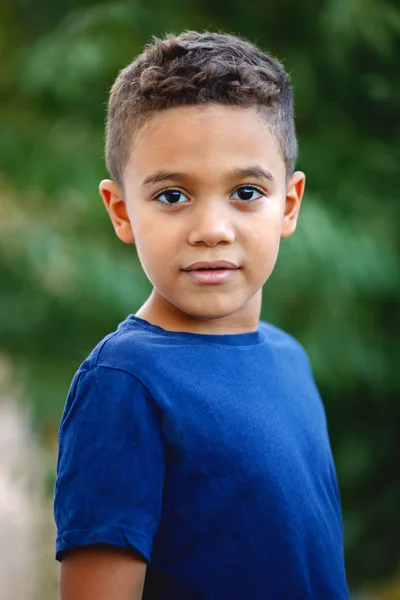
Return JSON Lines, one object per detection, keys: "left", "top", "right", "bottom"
{"left": 61, "top": 104, "right": 305, "bottom": 599}
{"left": 101, "top": 104, "right": 305, "bottom": 335}
{"left": 60, "top": 546, "right": 147, "bottom": 600}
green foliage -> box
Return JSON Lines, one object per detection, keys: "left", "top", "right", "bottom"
{"left": 0, "top": 0, "right": 399, "bottom": 590}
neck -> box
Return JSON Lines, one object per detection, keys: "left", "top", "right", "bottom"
{"left": 136, "top": 290, "right": 262, "bottom": 335}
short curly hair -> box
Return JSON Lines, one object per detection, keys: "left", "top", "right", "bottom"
{"left": 105, "top": 31, "right": 297, "bottom": 187}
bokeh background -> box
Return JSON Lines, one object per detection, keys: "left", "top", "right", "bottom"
{"left": 0, "top": 1, "right": 399, "bottom": 598}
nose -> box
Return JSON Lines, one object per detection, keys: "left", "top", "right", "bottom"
{"left": 187, "top": 203, "right": 236, "bottom": 247}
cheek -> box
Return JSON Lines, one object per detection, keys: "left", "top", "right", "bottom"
{"left": 133, "top": 218, "right": 178, "bottom": 272}
{"left": 245, "top": 213, "right": 282, "bottom": 249}
{"left": 244, "top": 221, "right": 282, "bottom": 271}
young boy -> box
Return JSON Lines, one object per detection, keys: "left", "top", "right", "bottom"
{"left": 54, "top": 31, "right": 349, "bottom": 599}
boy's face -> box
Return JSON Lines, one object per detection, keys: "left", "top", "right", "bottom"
{"left": 100, "top": 104, "right": 305, "bottom": 333}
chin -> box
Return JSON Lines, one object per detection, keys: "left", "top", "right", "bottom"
{"left": 176, "top": 300, "right": 243, "bottom": 322}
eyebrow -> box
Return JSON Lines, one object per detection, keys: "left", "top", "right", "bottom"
{"left": 230, "top": 167, "right": 274, "bottom": 183}
{"left": 142, "top": 165, "right": 275, "bottom": 187}
{"left": 142, "top": 171, "right": 185, "bottom": 187}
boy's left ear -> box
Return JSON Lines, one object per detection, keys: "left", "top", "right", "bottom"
{"left": 281, "top": 171, "right": 306, "bottom": 239}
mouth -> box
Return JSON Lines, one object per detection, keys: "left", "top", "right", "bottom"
{"left": 182, "top": 261, "right": 240, "bottom": 272}
{"left": 181, "top": 261, "right": 240, "bottom": 285}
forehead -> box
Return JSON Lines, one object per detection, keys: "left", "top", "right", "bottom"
{"left": 124, "top": 104, "right": 286, "bottom": 186}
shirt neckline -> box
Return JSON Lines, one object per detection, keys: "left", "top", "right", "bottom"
{"left": 124, "top": 314, "right": 265, "bottom": 346}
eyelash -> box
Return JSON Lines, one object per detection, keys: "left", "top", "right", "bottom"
{"left": 154, "top": 185, "right": 266, "bottom": 207}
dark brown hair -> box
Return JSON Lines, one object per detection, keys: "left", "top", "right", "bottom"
{"left": 105, "top": 31, "right": 297, "bottom": 187}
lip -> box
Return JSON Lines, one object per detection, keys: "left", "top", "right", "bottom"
{"left": 182, "top": 261, "right": 240, "bottom": 285}
{"left": 182, "top": 261, "right": 239, "bottom": 271}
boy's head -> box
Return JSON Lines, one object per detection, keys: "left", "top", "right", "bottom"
{"left": 100, "top": 32, "right": 305, "bottom": 333}
{"left": 105, "top": 31, "right": 297, "bottom": 189}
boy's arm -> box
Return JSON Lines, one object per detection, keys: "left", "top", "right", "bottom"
{"left": 55, "top": 367, "right": 165, "bottom": 598}
{"left": 60, "top": 546, "right": 147, "bottom": 600}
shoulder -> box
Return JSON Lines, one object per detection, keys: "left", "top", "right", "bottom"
{"left": 78, "top": 315, "right": 161, "bottom": 384}
{"left": 259, "top": 321, "right": 312, "bottom": 369}
{"left": 260, "top": 321, "right": 306, "bottom": 353}
{"left": 60, "top": 350, "right": 162, "bottom": 447}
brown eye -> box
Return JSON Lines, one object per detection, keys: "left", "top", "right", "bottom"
{"left": 232, "top": 186, "right": 263, "bottom": 202}
{"left": 156, "top": 189, "right": 188, "bottom": 204}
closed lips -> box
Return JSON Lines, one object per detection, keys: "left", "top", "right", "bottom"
{"left": 183, "top": 261, "right": 239, "bottom": 271}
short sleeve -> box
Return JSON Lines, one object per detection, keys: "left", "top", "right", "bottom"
{"left": 54, "top": 366, "right": 165, "bottom": 562}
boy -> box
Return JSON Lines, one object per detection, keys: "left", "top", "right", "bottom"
{"left": 54, "top": 31, "right": 349, "bottom": 599}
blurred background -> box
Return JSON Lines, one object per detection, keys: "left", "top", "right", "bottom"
{"left": 0, "top": 0, "right": 399, "bottom": 598}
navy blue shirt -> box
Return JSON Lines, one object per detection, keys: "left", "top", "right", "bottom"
{"left": 54, "top": 315, "right": 349, "bottom": 599}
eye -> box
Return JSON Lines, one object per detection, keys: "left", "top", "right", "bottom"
{"left": 231, "top": 186, "right": 264, "bottom": 202}
{"left": 156, "top": 189, "right": 189, "bottom": 205}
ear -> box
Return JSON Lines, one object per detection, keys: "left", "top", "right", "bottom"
{"left": 99, "top": 179, "right": 135, "bottom": 244}
{"left": 281, "top": 171, "right": 306, "bottom": 239}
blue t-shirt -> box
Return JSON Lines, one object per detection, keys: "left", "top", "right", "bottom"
{"left": 54, "top": 315, "right": 349, "bottom": 599}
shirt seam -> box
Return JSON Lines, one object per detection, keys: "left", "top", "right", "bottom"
{"left": 56, "top": 526, "right": 153, "bottom": 562}
{"left": 56, "top": 526, "right": 151, "bottom": 543}
{"left": 90, "top": 363, "right": 155, "bottom": 403}
{"left": 79, "top": 364, "right": 168, "bottom": 455}
{"left": 92, "top": 329, "right": 123, "bottom": 364}
{"left": 124, "top": 317, "right": 266, "bottom": 346}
